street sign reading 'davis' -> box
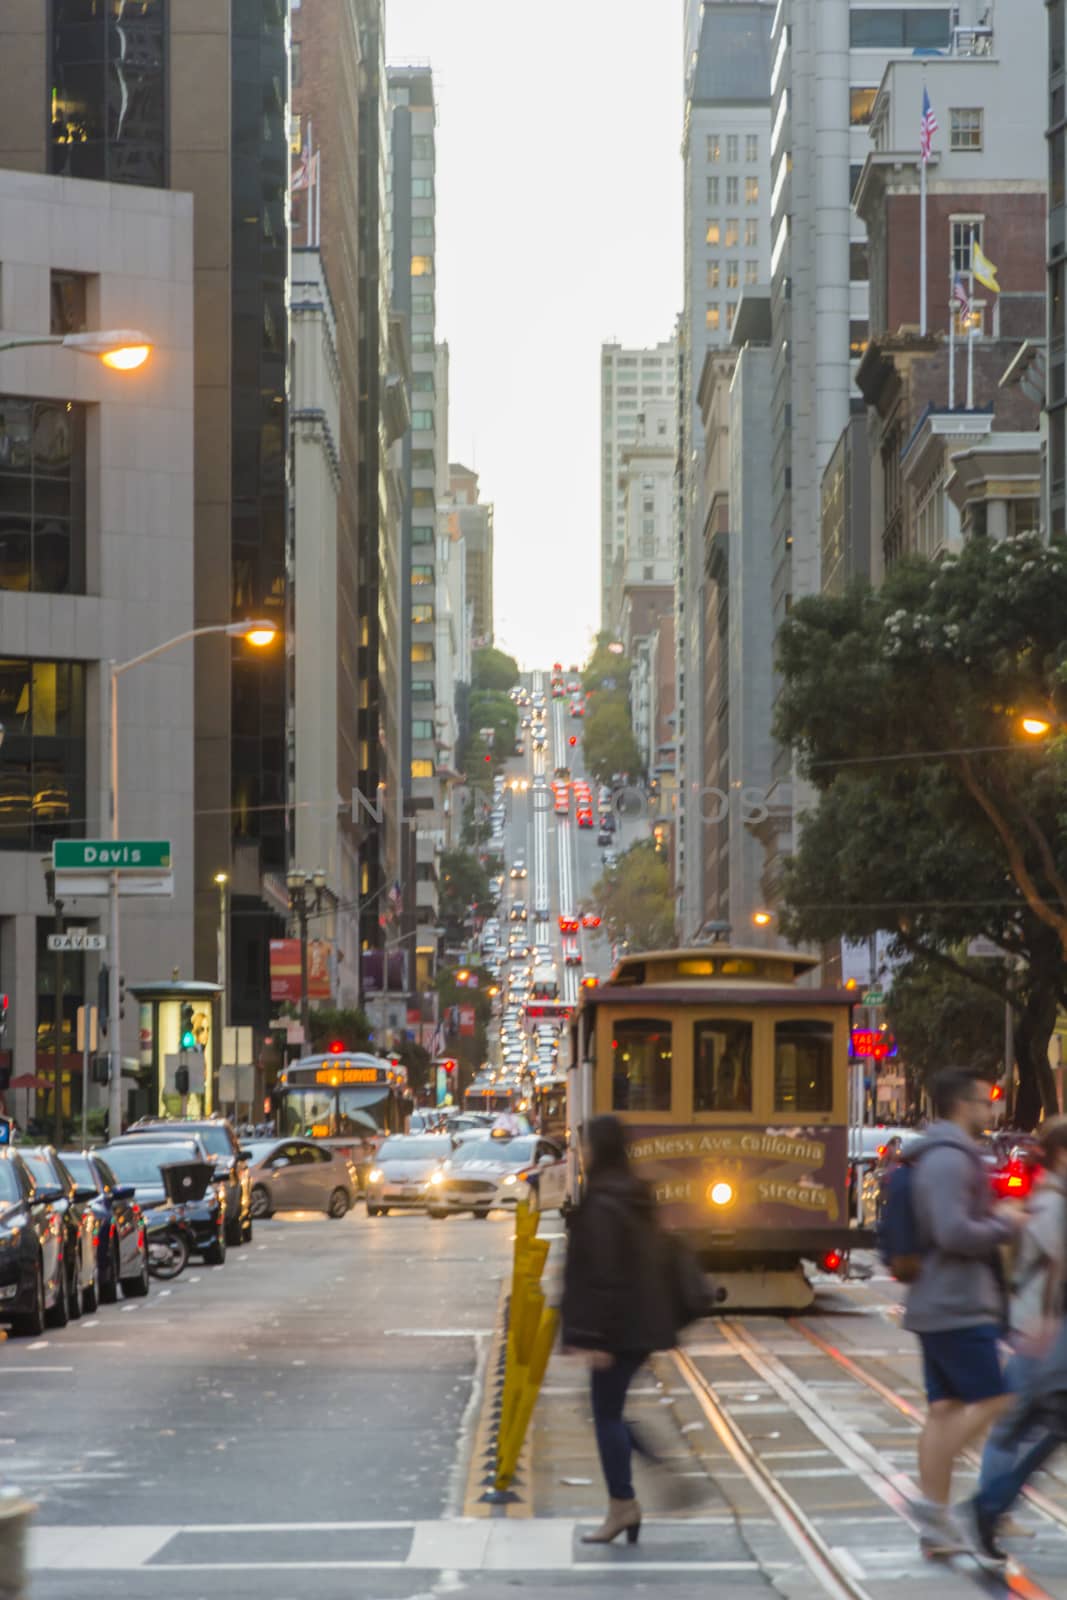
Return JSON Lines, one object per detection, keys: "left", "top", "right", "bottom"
{"left": 53, "top": 840, "right": 171, "bottom": 871}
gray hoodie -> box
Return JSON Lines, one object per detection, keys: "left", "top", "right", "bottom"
{"left": 903, "top": 1120, "right": 1014, "bottom": 1334}
{"left": 1010, "top": 1170, "right": 1067, "bottom": 1335}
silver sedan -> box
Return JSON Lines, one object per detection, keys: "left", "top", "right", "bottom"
{"left": 244, "top": 1139, "right": 359, "bottom": 1219}
{"left": 365, "top": 1135, "right": 454, "bottom": 1215}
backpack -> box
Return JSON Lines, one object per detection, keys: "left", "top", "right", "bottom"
{"left": 661, "top": 1230, "right": 718, "bottom": 1329}
{"left": 876, "top": 1140, "right": 960, "bottom": 1282}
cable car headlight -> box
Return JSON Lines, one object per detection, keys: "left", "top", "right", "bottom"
{"left": 708, "top": 1180, "right": 735, "bottom": 1208}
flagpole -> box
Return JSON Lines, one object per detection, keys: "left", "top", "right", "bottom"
{"left": 920, "top": 127, "right": 928, "bottom": 336}
{"left": 949, "top": 297, "right": 956, "bottom": 407}
{"left": 966, "top": 226, "right": 976, "bottom": 409}
{"left": 314, "top": 148, "right": 322, "bottom": 248}
{"left": 306, "top": 117, "right": 314, "bottom": 249}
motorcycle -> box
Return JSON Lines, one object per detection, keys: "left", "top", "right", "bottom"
{"left": 145, "top": 1206, "right": 194, "bottom": 1280}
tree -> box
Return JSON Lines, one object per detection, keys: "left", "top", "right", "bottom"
{"left": 591, "top": 841, "right": 675, "bottom": 952}
{"left": 886, "top": 959, "right": 1009, "bottom": 1104}
{"left": 465, "top": 690, "right": 518, "bottom": 781}
{"left": 582, "top": 696, "right": 642, "bottom": 785}
{"left": 583, "top": 632, "right": 631, "bottom": 693}
{"left": 307, "top": 1007, "right": 372, "bottom": 1054}
{"left": 472, "top": 646, "right": 520, "bottom": 694}
{"left": 439, "top": 848, "right": 493, "bottom": 941}
{"left": 776, "top": 534, "right": 1067, "bottom": 1127}
{"left": 436, "top": 964, "right": 496, "bottom": 1075}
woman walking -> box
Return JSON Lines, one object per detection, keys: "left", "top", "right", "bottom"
{"left": 560, "top": 1114, "right": 678, "bottom": 1545}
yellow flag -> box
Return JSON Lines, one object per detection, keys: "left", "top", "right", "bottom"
{"left": 972, "top": 241, "right": 1000, "bottom": 293}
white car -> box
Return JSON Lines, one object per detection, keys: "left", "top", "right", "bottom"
{"left": 365, "top": 1135, "right": 453, "bottom": 1215}
{"left": 426, "top": 1134, "right": 563, "bottom": 1218}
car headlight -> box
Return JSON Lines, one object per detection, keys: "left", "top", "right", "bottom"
{"left": 429, "top": 1170, "right": 445, "bottom": 1185}
{"left": 368, "top": 1168, "right": 384, "bottom": 1184}
{"left": 502, "top": 1174, "right": 518, "bottom": 1187}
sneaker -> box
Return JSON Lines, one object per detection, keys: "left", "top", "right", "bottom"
{"left": 996, "top": 1513, "right": 1034, "bottom": 1538}
{"left": 913, "top": 1498, "right": 970, "bottom": 1558}
{"left": 959, "top": 1497, "right": 1008, "bottom": 1567}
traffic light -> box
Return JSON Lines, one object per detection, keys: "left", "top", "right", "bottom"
{"left": 0, "top": 1115, "right": 10, "bottom": 1146}
{"left": 175, "top": 1063, "right": 190, "bottom": 1095}
{"left": 327, "top": 1039, "right": 345, "bottom": 1054}
{"left": 442, "top": 1058, "right": 456, "bottom": 1077}
{"left": 0, "top": 992, "right": 7, "bottom": 1041}
{"left": 180, "top": 1002, "right": 196, "bottom": 1051}
{"left": 569, "top": 735, "right": 577, "bottom": 746}
{"left": 118, "top": 972, "right": 127, "bottom": 1021}
{"left": 98, "top": 964, "right": 110, "bottom": 1037}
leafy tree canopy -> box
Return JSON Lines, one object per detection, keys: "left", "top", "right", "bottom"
{"left": 583, "top": 696, "right": 642, "bottom": 786}
{"left": 886, "top": 959, "right": 1008, "bottom": 1092}
{"left": 583, "top": 632, "right": 631, "bottom": 693}
{"left": 439, "top": 848, "right": 493, "bottom": 941}
{"left": 591, "top": 841, "right": 675, "bottom": 953}
{"left": 776, "top": 533, "right": 1067, "bottom": 1126}
{"left": 472, "top": 646, "right": 520, "bottom": 695}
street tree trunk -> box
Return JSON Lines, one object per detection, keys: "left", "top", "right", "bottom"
{"left": 1014, "top": 983, "right": 1059, "bottom": 1130}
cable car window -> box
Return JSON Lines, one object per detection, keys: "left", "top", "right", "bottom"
{"left": 717, "top": 958, "right": 759, "bottom": 976}
{"left": 774, "top": 1020, "right": 834, "bottom": 1112}
{"left": 693, "top": 1020, "right": 753, "bottom": 1112}
{"left": 612, "top": 1019, "right": 672, "bottom": 1111}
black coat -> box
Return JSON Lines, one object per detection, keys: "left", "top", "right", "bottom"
{"left": 560, "top": 1170, "right": 678, "bottom": 1355}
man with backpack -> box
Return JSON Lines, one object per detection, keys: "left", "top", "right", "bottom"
{"left": 898, "top": 1067, "right": 1025, "bottom": 1558}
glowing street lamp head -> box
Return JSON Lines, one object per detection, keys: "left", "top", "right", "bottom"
{"left": 100, "top": 344, "right": 150, "bottom": 371}
{"left": 1021, "top": 715, "right": 1052, "bottom": 738}
{"left": 752, "top": 910, "right": 773, "bottom": 927}
{"left": 227, "top": 619, "right": 278, "bottom": 647}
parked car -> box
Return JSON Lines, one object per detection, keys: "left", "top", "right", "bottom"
{"left": 101, "top": 1139, "right": 228, "bottom": 1265}
{"left": 20, "top": 1147, "right": 102, "bottom": 1319}
{"left": 0, "top": 1148, "right": 65, "bottom": 1336}
{"left": 243, "top": 1137, "right": 359, "bottom": 1219}
{"left": 125, "top": 1117, "right": 252, "bottom": 1246}
{"left": 61, "top": 1148, "right": 150, "bottom": 1303}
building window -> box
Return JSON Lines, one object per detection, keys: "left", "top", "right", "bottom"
{"left": 412, "top": 135, "right": 434, "bottom": 159}
{"left": 410, "top": 410, "right": 434, "bottom": 430}
{"left": 0, "top": 397, "right": 86, "bottom": 595}
{"left": 849, "top": 320, "right": 869, "bottom": 357}
{"left": 849, "top": 163, "right": 864, "bottom": 200}
{"left": 849, "top": 240, "right": 870, "bottom": 281}
{"left": 411, "top": 294, "right": 433, "bottom": 316}
{"left": 850, "top": 87, "right": 878, "bottom": 126}
{"left": 412, "top": 216, "right": 434, "bottom": 237}
{"left": 411, "top": 255, "right": 433, "bottom": 277}
{"left": 706, "top": 304, "right": 721, "bottom": 330}
{"left": 745, "top": 258, "right": 758, "bottom": 285}
{"left": 707, "top": 133, "right": 721, "bottom": 162}
{"left": 50, "top": 271, "right": 89, "bottom": 335}
{"left": 0, "top": 658, "right": 86, "bottom": 850}
{"left": 726, "top": 134, "right": 739, "bottom": 163}
{"left": 411, "top": 178, "right": 434, "bottom": 198}
{"left": 951, "top": 217, "right": 983, "bottom": 276}
{"left": 849, "top": 9, "right": 952, "bottom": 48}
{"left": 614, "top": 1017, "right": 671, "bottom": 1107}
{"left": 744, "top": 218, "right": 758, "bottom": 247}
{"left": 410, "top": 643, "right": 435, "bottom": 664}
{"left": 774, "top": 1020, "right": 833, "bottom": 1112}
{"left": 725, "top": 219, "right": 739, "bottom": 247}
{"left": 950, "top": 108, "right": 984, "bottom": 151}
{"left": 412, "top": 678, "right": 435, "bottom": 700}
{"left": 411, "top": 603, "right": 434, "bottom": 625}
{"left": 411, "top": 565, "right": 434, "bottom": 585}
{"left": 745, "top": 176, "right": 759, "bottom": 205}
{"left": 50, "top": 0, "right": 167, "bottom": 187}
{"left": 707, "top": 260, "right": 720, "bottom": 288}
{"left": 726, "top": 261, "right": 739, "bottom": 289}
{"left": 411, "top": 719, "right": 435, "bottom": 741}
{"left": 726, "top": 175, "right": 739, "bottom": 205}
{"left": 410, "top": 759, "right": 434, "bottom": 779}
{"left": 745, "top": 133, "right": 758, "bottom": 163}
{"left": 706, "top": 175, "right": 719, "bottom": 206}
{"left": 291, "top": 41, "right": 301, "bottom": 87}
{"left": 706, "top": 221, "right": 721, "bottom": 245}
{"left": 643, "top": 564, "right": 654, "bottom": 580}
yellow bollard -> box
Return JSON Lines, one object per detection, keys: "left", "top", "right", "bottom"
{"left": 495, "top": 1306, "right": 561, "bottom": 1490}
{"left": 493, "top": 1199, "right": 563, "bottom": 1495}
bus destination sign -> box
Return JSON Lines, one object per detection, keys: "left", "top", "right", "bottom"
{"left": 313, "top": 1065, "right": 382, "bottom": 1086}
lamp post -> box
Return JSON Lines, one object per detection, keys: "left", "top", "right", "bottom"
{"left": 286, "top": 867, "right": 327, "bottom": 1055}
{"left": 214, "top": 873, "right": 229, "bottom": 1030}
{"left": 106, "top": 620, "right": 277, "bottom": 1136}
{"left": 0, "top": 329, "right": 152, "bottom": 367}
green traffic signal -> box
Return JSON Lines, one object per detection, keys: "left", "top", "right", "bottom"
{"left": 180, "top": 1002, "right": 195, "bottom": 1051}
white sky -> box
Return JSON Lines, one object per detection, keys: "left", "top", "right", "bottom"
{"left": 387, "top": 1, "right": 683, "bottom": 670}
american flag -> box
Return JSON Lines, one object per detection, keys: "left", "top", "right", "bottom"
{"left": 920, "top": 87, "right": 938, "bottom": 164}
{"left": 952, "top": 273, "right": 972, "bottom": 319}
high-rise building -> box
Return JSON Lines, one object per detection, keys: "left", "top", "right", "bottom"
{"left": 1050, "top": 0, "right": 1066, "bottom": 534}
{"left": 0, "top": 3, "right": 290, "bottom": 1030}
{"left": 677, "top": 0, "right": 773, "bottom": 940}
{"left": 600, "top": 339, "right": 677, "bottom": 633}
{"left": 449, "top": 464, "right": 495, "bottom": 649}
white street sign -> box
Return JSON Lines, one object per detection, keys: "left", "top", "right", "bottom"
{"left": 47, "top": 930, "right": 107, "bottom": 952}
{"left": 53, "top": 872, "right": 174, "bottom": 899}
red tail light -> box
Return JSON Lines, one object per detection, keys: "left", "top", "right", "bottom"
{"left": 821, "top": 1250, "right": 844, "bottom": 1273}
{"left": 992, "top": 1158, "right": 1035, "bottom": 1199}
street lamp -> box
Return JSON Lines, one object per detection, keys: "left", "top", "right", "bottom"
{"left": 214, "top": 873, "right": 229, "bottom": 1030}
{"left": 106, "top": 619, "right": 277, "bottom": 1134}
{"left": 1020, "top": 715, "right": 1053, "bottom": 738}
{"left": 286, "top": 867, "right": 327, "bottom": 1056}
{"left": 752, "top": 910, "right": 773, "bottom": 927}
{"left": 0, "top": 328, "right": 152, "bottom": 368}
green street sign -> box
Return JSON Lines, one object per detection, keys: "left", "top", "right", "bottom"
{"left": 53, "top": 839, "right": 172, "bottom": 871}
{"left": 863, "top": 988, "right": 885, "bottom": 1006}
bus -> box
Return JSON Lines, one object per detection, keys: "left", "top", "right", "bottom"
{"left": 531, "top": 963, "right": 560, "bottom": 1002}
{"left": 464, "top": 1081, "right": 522, "bottom": 1116}
{"left": 275, "top": 1053, "right": 413, "bottom": 1176}
{"left": 568, "top": 946, "right": 868, "bottom": 1309}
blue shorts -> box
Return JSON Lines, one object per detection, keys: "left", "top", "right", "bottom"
{"left": 919, "top": 1324, "right": 1006, "bottom": 1405}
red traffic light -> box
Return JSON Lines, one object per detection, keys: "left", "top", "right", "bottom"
{"left": 990, "top": 1083, "right": 1004, "bottom": 1101}
{"left": 569, "top": 735, "right": 577, "bottom": 746}
{"left": 484, "top": 753, "right": 491, "bottom": 763}
{"left": 443, "top": 1058, "right": 456, "bottom": 1076}
{"left": 327, "top": 1039, "right": 345, "bottom": 1054}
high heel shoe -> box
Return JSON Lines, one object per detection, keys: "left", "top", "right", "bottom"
{"left": 580, "top": 1497, "right": 642, "bottom": 1544}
